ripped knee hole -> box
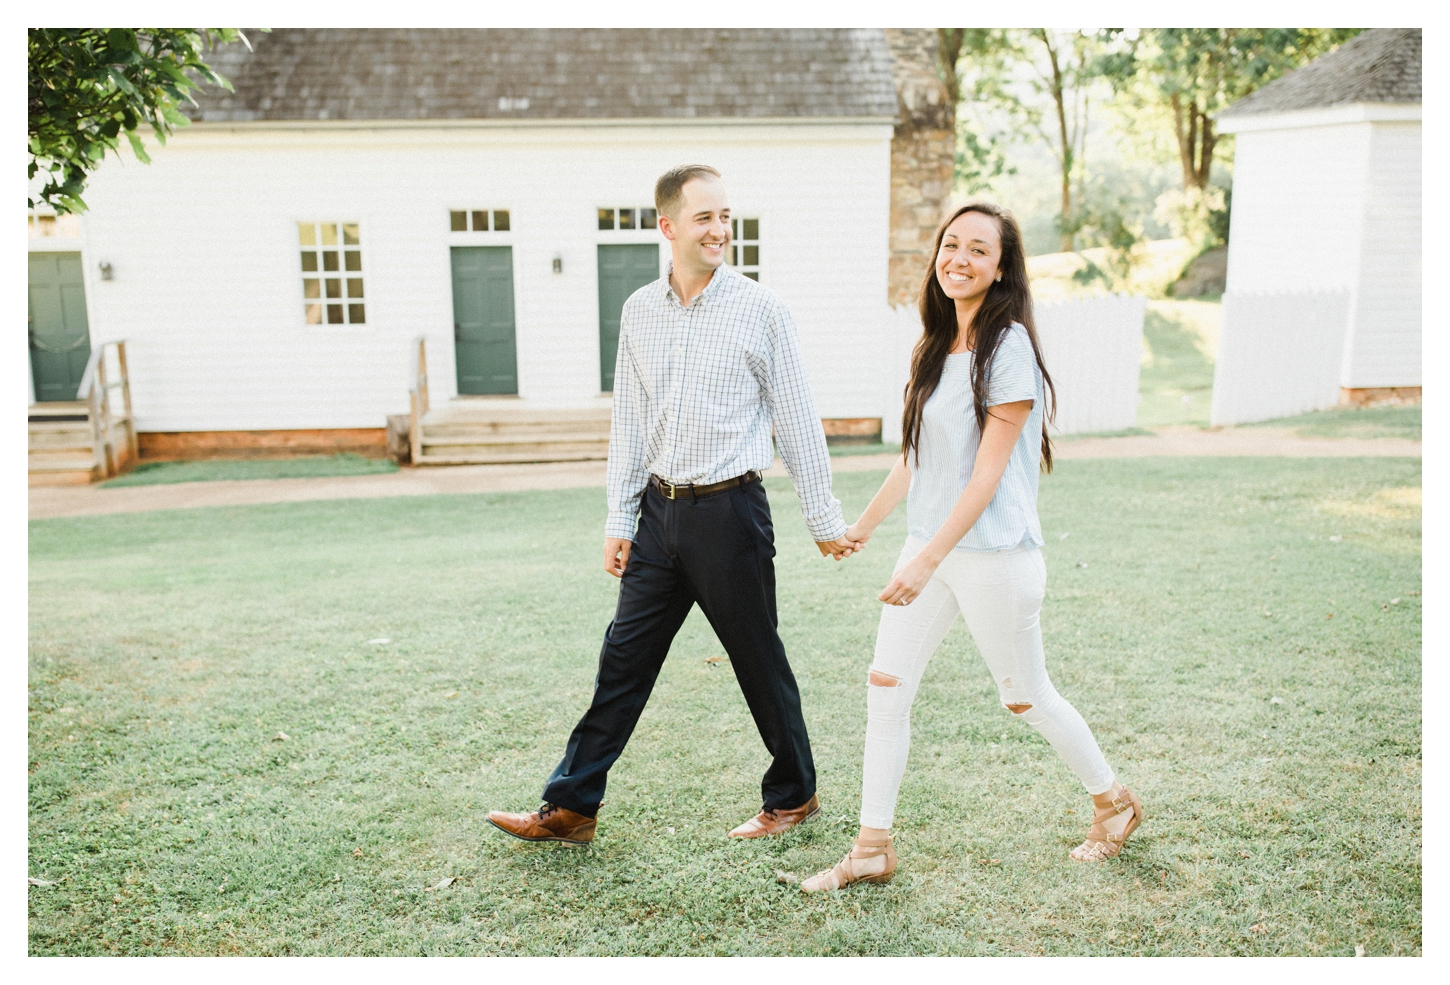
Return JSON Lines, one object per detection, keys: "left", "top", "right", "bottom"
{"left": 1005, "top": 703, "right": 1033, "bottom": 714}
{"left": 868, "top": 669, "right": 902, "bottom": 688}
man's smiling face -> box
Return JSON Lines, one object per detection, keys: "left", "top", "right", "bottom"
{"left": 661, "top": 176, "right": 731, "bottom": 278}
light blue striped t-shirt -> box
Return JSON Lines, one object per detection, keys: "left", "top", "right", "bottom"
{"left": 906, "top": 323, "right": 1045, "bottom": 552}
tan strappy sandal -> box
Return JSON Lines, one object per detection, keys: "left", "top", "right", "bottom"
{"left": 800, "top": 835, "right": 896, "bottom": 892}
{"left": 1071, "top": 785, "right": 1144, "bottom": 861}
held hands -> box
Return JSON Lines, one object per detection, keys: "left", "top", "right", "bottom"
{"left": 815, "top": 522, "right": 872, "bottom": 561}
{"left": 878, "top": 550, "right": 938, "bottom": 607}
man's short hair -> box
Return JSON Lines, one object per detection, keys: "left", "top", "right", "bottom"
{"left": 654, "top": 165, "right": 723, "bottom": 220}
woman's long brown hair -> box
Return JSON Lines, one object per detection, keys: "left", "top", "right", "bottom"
{"left": 900, "top": 202, "right": 1057, "bottom": 472}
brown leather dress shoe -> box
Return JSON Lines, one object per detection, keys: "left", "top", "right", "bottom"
{"left": 727, "top": 794, "right": 820, "bottom": 839}
{"left": 486, "top": 803, "right": 596, "bottom": 845}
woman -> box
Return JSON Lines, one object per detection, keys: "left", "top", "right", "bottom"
{"left": 801, "top": 203, "right": 1143, "bottom": 893}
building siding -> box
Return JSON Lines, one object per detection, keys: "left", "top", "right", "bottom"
{"left": 77, "top": 122, "right": 891, "bottom": 432}
{"left": 1223, "top": 118, "right": 1420, "bottom": 391}
{"left": 1346, "top": 120, "right": 1421, "bottom": 387}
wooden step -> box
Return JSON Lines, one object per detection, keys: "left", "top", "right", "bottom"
{"left": 29, "top": 422, "right": 95, "bottom": 452}
{"left": 28, "top": 456, "right": 101, "bottom": 486}
{"left": 28, "top": 400, "right": 89, "bottom": 422}
{"left": 422, "top": 420, "right": 611, "bottom": 439}
{"left": 423, "top": 404, "right": 611, "bottom": 425}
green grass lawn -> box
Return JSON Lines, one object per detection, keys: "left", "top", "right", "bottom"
{"left": 103, "top": 454, "right": 398, "bottom": 488}
{"left": 29, "top": 458, "right": 1420, "bottom": 955}
{"left": 1249, "top": 404, "right": 1421, "bottom": 442}
{"left": 1136, "top": 300, "right": 1220, "bottom": 429}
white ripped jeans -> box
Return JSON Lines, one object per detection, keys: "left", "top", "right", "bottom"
{"left": 859, "top": 537, "right": 1116, "bottom": 829}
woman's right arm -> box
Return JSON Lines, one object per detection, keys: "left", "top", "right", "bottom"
{"left": 846, "top": 454, "right": 912, "bottom": 547}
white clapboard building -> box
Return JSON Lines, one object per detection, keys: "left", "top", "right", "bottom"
{"left": 1210, "top": 28, "right": 1421, "bottom": 425}
{"left": 27, "top": 29, "right": 899, "bottom": 479}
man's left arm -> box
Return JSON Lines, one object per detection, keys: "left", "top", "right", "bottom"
{"left": 759, "top": 302, "right": 853, "bottom": 554}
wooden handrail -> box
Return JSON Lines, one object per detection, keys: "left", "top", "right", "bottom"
{"left": 78, "top": 340, "right": 137, "bottom": 478}
{"left": 408, "top": 336, "right": 429, "bottom": 464}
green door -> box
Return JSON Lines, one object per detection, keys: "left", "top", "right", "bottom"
{"left": 597, "top": 244, "right": 660, "bottom": 392}
{"left": 28, "top": 252, "right": 92, "bottom": 402}
{"left": 451, "top": 247, "right": 518, "bottom": 395}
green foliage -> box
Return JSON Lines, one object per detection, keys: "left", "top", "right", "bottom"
{"left": 28, "top": 461, "right": 1421, "bottom": 954}
{"left": 28, "top": 29, "right": 253, "bottom": 213}
{"left": 1103, "top": 29, "right": 1363, "bottom": 191}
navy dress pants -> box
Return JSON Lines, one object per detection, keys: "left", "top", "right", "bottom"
{"left": 541, "top": 478, "right": 817, "bottom": 817}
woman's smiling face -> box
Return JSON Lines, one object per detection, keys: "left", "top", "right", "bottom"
{"left": 935, "top": 210, "right": 1003, "bottom": 304}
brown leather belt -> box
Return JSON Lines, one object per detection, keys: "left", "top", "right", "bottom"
{"left": 650, "top": 470, "right": 761, "bottom": 500}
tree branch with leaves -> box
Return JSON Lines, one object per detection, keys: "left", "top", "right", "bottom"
{"left": 28, "top": 28, "right": 254, "bottom": 213}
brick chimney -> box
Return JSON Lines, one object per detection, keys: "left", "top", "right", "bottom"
{"left": 884, "top": 29, "right": 956, "bottom": 308}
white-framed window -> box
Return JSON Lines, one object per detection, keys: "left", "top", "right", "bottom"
{"left": 299, "top": 222, "right": 365, "bottom": 325}
{"left": 28, "top": 212, "right": 82, "bottom": 239}
{"left": 730, "top": 218, "right": 760, "bottom": 281}
{"left": 598, "top": 207, "right": 658, "bottom": 231}
{"left": 450, "top": 209, "right": 510, "bottom": 232}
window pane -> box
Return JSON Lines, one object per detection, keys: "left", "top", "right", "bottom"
{"left": 492, "top": 210, "right": 510, "bottom": 231}
{"left": 322, "top": 251, "right": 339, "bottom": 271}
{"left": 320, "top": 223, "right": 338, "bottom": 246}
{"left": 298, "top": 223, "right": 317, "bottom": 246}
{"left": 472, "top": 210, "right": 489, "bottom": 232}
{"left": 325, "top": 278, "right": 342, "bottom": 298}
{"left": 597, "top": 208, "right": 614, "bottom": 230}
{"left": 641, "top": 208, "right": 657, "bottom": 228}
{"left": 743, "top": 245, "right": 759, "bottom": 266}
{"left": 347, "top": 278, "right": 364, "bottom": 298}
{"left": 327, "top": 304, "right": 344, "bottom": 324}
{"left": 348, "top": 304, "right": 366, "bottom": 324}
{"left": 342, "top": 223, "right": 360, "bottom": 245}
{"left": 730, "top": 245, "right": 738, "bottom": 266}
{"left": 301, "top": 252, "right": 318, "bottom": 272}
{"left": 743, "top": 218, "right": 759, "bottom": 240}
{"left": 618, "top": 208, "right": 635, "bottom": 230}
{"left": 743, "top": 271, "right": 759, "bottom": 282}
{"left": 731, "top": 218, "right": 738, "bottom": 238}
{"left": 303, "top": 278, "right": 320, "bottom": 299}
{"left": 450, "top": 211, "right": 467, "bottom": 232}
{"left": 344, "top": 250, "right": 362, "bottom": 271}
{"left": 305, "top": 303, "right": 322, "bottom": 324}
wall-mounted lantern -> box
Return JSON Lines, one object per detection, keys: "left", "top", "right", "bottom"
{"left": 98, "top": 261, "right": 114, "bottom": 281}
{"left": 552, "top": 256, "right": 563, "bottom": 274}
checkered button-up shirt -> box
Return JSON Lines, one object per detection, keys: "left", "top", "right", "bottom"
{"left": 605, "top": 264, "right": 846, "bottom": 542}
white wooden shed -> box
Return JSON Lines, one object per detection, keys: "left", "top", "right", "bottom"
{"left": 1211, "top": 28, "right": 1421, "bottom": 425}
{"left": 28, "top": 29, "right": 898, "bottom": 477}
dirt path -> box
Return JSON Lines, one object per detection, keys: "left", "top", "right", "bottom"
{"left": 29, "top": 427, "right": 1419, "bottom": 521}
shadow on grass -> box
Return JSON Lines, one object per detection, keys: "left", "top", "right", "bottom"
{"left": 103, "top": 454, "right": 399, "bottom": 488}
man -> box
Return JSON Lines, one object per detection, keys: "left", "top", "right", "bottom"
{"left": 487, "top": 165, "right": 862, "bottom": 846}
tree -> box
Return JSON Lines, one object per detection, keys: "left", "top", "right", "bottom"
{"left": 28, "top": 28, "right": 253, "bottom": 214}
{"left": 1107, "top": 29, "right": 1362, "bottom": 193}
{"left": 937, "top": 29, "right": 1013, "bottom": 195}
{"left": 948, "top": 29, "right": 1120, "bottom": 252}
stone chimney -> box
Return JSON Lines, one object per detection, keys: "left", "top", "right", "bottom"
{"left": 884, "top": 29, "right": 956, "bottom": 308}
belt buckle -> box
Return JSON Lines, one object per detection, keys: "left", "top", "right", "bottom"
{"left": 658, "top": 477, "right": 678, "bottom": 500}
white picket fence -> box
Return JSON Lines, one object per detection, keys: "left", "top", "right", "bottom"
{"left": 879, "top": 296, "right": 1146, "bottom": 442}
{"left": 1209, "top": 291, "right": 1350, "bottom": 426}
{"left": 1035, "top": 296, "right": 1146, "bottom": 435}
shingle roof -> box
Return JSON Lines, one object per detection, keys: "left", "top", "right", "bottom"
{"left": 188, "top": 29, "right": 898, "bottom": 123}
{"left": 1219, "top": 28, "right": 1421, "bottom": 119}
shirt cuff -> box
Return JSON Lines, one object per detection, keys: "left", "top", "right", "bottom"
{"left": 804, "top": 503, "right": 847, "bottom": 542}
{"left": 605, "top": 511, "right": 639, "bottom": 541}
